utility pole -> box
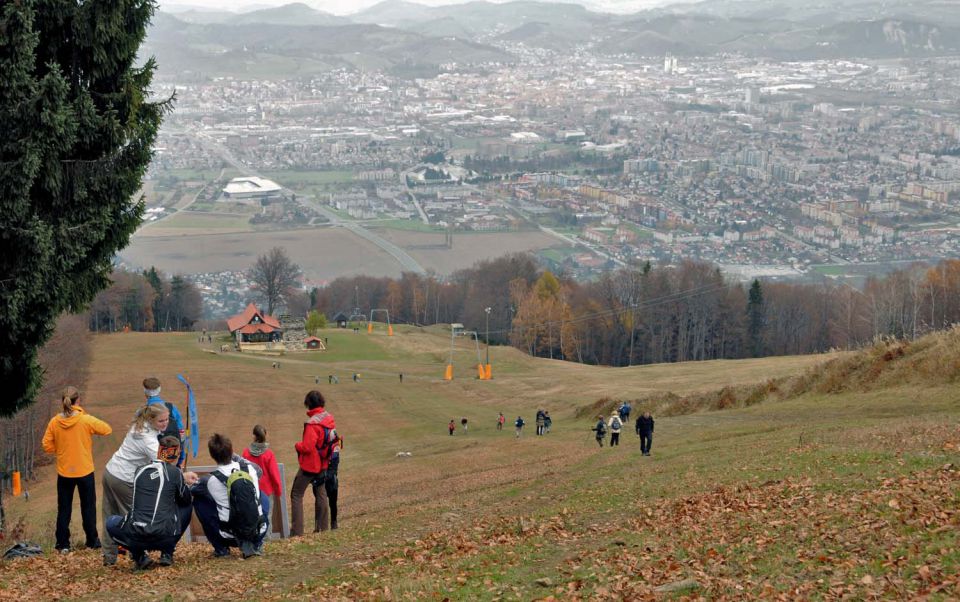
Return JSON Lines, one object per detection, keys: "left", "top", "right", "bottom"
{"left": 484, "top": 307, "right": 491, "bottom": 365}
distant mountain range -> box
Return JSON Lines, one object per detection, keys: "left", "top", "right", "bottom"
{"left": 145, "top": 0, "right": 960, "bottom": 79}
{"left": 144, "top": 6, "right": 515, "bottom": 79}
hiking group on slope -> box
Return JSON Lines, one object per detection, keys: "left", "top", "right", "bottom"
{"left": 593, "top": 402, "right": 655, "bottom": 453}
{"left": 42, "top": 378, "right": 342, "bottom": 569}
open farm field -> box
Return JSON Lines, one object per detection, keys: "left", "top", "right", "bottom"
{"left": 262, "top": 169, "right": 356, "bottom": 188}
{"left": 138, "top": 212, "right": 254, "bottom": 235}
{"left": 121, "top": 228, "right": 399, "bottom": 280}
{"left": 4, "top": 327, "right": 960, "bottom": 600}
{"left": 123, "top": 225, "right": 566, "bottom": 279}
{"left": 373, "top": 228, "right": 564, "bottom": 274}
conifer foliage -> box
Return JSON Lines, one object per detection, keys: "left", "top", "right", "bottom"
{"left": 0, "top": 1, "right": 167, "bottom": 416}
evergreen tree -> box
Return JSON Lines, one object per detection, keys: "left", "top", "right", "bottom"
{"left": 747, "top": 279, "right": 765, "bottom": 358}
{"left": 0, "top": 1, "right": 167, "bottom": 415}
{"left": 144, "top": 266, "right": 165, "bottom": 331}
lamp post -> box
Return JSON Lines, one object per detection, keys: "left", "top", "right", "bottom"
{"left": 484, "top": 307, "right": 491, "bottom": 365}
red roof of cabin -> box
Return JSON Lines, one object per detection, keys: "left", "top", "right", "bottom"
{"left": 227, "top": 303, "right": 282, "bottom": 333}
{"left": 304, "top": 336, "right": 321, "bottom": 343}
{"left": 238, "top": 323, "right": 278, "bottom": 334}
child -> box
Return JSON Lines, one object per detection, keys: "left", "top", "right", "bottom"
{"left": 325, "top": 434, "right": 342, "bottom": 530}
{"left": 461, "top": 418, "right": 468, "bottom": 434}
{"left": 448, "top": 419, "right": 456, "bottom": 436}
{"left": 242, "top": 425, "right": 282, "bottom": 520}
{"left": 514, "top": 416, "right": 525, "bottom": 438}
{"left": 497, "top": 412, "right": 505, "bottom": 431}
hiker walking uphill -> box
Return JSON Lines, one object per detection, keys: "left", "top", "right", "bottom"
{"left": 105, "top": 436, "right": 198, "bottom": 570}
{"left": 619, "top": 402, "right": 632, "bottom": 424}
{"left": 291, "top": 390, "right": 337, "bottom": 536}
{"left": 242, "top": 425, "right": 282, "bottom": 517}
{"left": 636, "top": 412, "right": 655, "bottom": 456}
{"left": 514, "top": 416, "right": 525, "bottom": 438}
{"left": 608, "top": 412, "right": 623, "bottom": 447}
{"left": 497, "top": 413, "right": 505, "bottom": 431}
{"left": 193, "top": 434, "right": 269, "bottom": 559}
{"left": 142, "top": 377, "right": 186, "bottom": 468}
{"left": 41, "top": 386, "right": 112, "bottom": 554}
{"left": 101, "top": 404, "right": 170, "bottom": 566}
{"left": 535, "top": 410, "right": 546, "bottom": 436}
{"left": 593, "top": 416, "right": 607, "bottom": 447}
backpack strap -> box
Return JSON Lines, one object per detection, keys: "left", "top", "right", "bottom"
{"left": 210, "top": 470, "right": 229, "bottom": 485}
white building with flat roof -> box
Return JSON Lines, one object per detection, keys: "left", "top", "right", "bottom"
{"left": 221, "top": 177, "right": 282, "bottom": 202}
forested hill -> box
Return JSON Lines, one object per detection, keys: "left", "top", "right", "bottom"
{"left": 94, "top": 254, "right": 960, "bottom": 369}
{"left": 309, "top": 255, "right": 960, "bottom": 367}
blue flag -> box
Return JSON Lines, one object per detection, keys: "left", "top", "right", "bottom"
{"left": 176, "top": 374, "right": 200, "bottom": 458}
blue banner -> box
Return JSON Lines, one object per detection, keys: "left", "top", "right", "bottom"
{"left": 176, "top": 374, "right": 199, "bottom": 458}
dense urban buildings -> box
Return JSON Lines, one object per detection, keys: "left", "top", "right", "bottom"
{"left": 133, "top": 11, "right": 960, "bottom": 316}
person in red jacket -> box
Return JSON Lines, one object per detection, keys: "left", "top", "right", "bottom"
{"left": 242, "top": 424, "right": 282, "bottom": 522}
{"left": 291, "top": 390, "right": 336, "bottom": 536}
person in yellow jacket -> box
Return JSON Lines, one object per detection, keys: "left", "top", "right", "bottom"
{"left": 42, "top": 386, "right": 112, "bottom": 553}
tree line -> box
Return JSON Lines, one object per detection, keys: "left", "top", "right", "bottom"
{"left": 88, "top": 268, "right": 203, "bottom": 333}
{"left": 311, "top": 253, "right": 960, "bottom": 367}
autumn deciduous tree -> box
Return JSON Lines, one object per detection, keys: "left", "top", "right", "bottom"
{"left": 511, "top": 271, "right": 577, "bottom": 360}
{"left": 0, "top": 0, "right": 166, "bottom": 415}
{"left": 248, "top": 247, "right": 302, "bottom": 315}
{"left": 88, "top": 268, "right": 202, "bottom": 333}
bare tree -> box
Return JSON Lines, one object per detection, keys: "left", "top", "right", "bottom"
{"left": 248, "top": 247, "right": 303, "bottom": 315}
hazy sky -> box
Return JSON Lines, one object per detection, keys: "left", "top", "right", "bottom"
{"left": 161, "top": 0, "right": 674, "bottom": 16}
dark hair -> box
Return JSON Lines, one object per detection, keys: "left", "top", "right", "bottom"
{"left": 158, "top": 435, "right": 181, "bottom": 449}
{"left": 304, "top": 390, "right": 326, "bottom": 410}
{"left": 252, "top": 424, "right": 267, "bottom": 443}
{"left": 143, "top": 377, "right": 161, "bottom": 390}
{"left": 208, "top": 433, "right": 233, "bottom": 464}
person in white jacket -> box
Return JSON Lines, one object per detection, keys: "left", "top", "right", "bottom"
{"left": 608, "top": 412, "right": 624, "bottom": 447}
{"left": 101, "top": 404, "right": 170, "bottom": 566}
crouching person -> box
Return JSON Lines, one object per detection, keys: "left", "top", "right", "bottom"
{"left": 105, "top": 436, "right": 198, "bottom": 570}
{"left": 192, "top": 433, "right": 269, "bottom": 559}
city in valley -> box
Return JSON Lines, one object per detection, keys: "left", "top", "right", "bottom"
{"left": 121, "top": 1, "right": 960, "bottom": 317}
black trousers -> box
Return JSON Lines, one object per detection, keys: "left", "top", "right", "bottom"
{"left": 610, "top": 432, "right": 620, "bottom": 446}
{"left": 640, "top": 433, "right": 653, "bottom": 454}
{"left": 56, "top": 473, "right": 99, "bottom": 550}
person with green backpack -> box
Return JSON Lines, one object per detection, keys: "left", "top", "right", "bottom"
{"left": 192, "top": 433, "right": 270, "bottom": 559}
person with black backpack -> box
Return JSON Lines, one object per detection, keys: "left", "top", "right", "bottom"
{"left": 291, "top": 390, "right": 336, "bottom": 536}
{"left": 105, "top": 436, "right": 198, "bottom": 570}
{"left": 192, "top": 434, "right": 269, "bottom": 559}
{"left": 101, "top": 404, "right": 170, "bottom": 566}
